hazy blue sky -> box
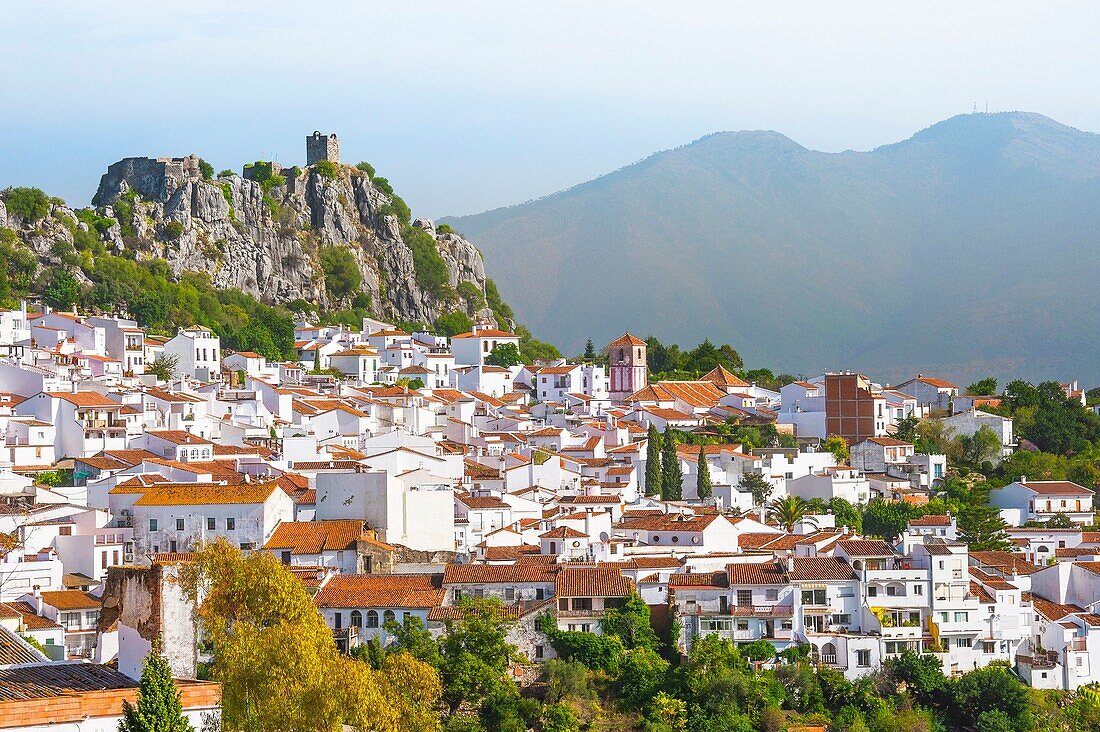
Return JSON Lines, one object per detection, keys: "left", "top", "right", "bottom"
{"left": 4, "top": 1, "right": 1100, "bottom": 217}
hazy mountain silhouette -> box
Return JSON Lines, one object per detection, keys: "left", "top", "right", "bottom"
{"left": 444, "top": 112, "right": 1100, "bottom": 384}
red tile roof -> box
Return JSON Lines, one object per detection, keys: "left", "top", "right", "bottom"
{"left": 443, "top": 564, "right": 557, "bottom": 584}
{"left": 555, "top": 567, "right": 633, "bottom": 598}
{"left": 313, "top": 574, "right": 444, "bottom": 609}
{"left": 264, "top": 520, "right": 367, "bottom": 554}
{"left": 725, "top": 562, "right": 790, "bottom": 585}
{"left": 789, "top": 556, "right": 857, "bottom": 581}
{"left": 1020, "top": 480, "right": 1094, "bottom": 496}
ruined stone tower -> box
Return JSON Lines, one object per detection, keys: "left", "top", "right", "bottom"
{"left": 306, "top": 131, "right": 340, "bottom": 166}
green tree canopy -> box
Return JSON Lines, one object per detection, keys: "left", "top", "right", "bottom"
{"left": 486, "top": 342, "right": 522, "bottom": 368}
{"left": 966, "top": 377, "right": 998, "bottom": 396}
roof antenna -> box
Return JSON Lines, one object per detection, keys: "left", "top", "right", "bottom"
{"left": 972, "top": 101, "right": 977, "bottom": 114}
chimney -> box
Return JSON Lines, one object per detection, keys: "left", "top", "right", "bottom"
{"left": 33, "top": 586, "right": 43, "bottom": 614}
{"left": 70, "top": 380, "right": 79, "bottom": 395}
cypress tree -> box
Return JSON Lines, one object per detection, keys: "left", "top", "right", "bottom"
{"left": 118, "top": 647, "right": 193, "bottom": 732}
{"left": 696, "top": 444, "right": 712, "bottom": 500}
{"left": 583, "top": 339, "right": 596, "bottom": 361}
{"left": 645, "top": 423, "right": 662, "bottom": 496}
{"left": 661, "top": 426, "right": 682, "bottom": 500}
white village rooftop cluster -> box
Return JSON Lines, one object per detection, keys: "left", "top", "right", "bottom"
{"left": 0, "top": 306, "right": 1097, "bottom": 727}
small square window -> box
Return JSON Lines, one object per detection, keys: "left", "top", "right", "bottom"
{"left": 226, "top": 517, "right": 236, "bottom": 531}
{"left": 176, "top": 518, "right": 184, "bottom": 531}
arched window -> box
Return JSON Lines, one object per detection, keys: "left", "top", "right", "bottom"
{"left": 350, "top": 610, "right": 362, "bottom": 628}
{"left": 366, "top": 610, "right": 379, "bottom": 628}
{"left": 383, "top": 610, "right": 396, "bottom": 624}
{"left": 822, "top": 642, "right": 836, "bottom": 657}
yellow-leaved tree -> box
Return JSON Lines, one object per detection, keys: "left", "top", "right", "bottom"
{"left": 181, "top": 539, "right": 441, "bottom": 732}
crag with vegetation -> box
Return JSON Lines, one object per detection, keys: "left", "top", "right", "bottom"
{"left": 0, "top": 155, "right": 558, "bottom": 361}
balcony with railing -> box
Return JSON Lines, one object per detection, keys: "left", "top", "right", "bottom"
{"left": 1016, "top": 641, "right": 1060, "bottom": 669}
{"left": 680, "top": 603, "right": 793, "bottom": 618}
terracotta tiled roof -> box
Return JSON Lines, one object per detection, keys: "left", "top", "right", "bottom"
{"left": 313, "top": 574, "right": 444, "bottom": 609}
{"left": 702, "top": 365, "right": 749, "bottom": 389}
{"left": 482, "top": 544, "right": 542, "bottom": 561}
{"left": 908, "top": 515, "right": 952, "bottom": 526}
{"left": 43, "top": 391, "right": 120, "bottom": 407}
{"left": 615, "top": 513, "right": 719, "bottom": 533}
{"left": 40, "top": 590, "right": 100, "bottom": 610}
{"left": 539, "top": 526, "right": 588, "bottom": 539}
{"left": 145, "top": 387, "right": 204, "bottom": 404}
{"left": 102, "top": 449, "right": 160, "bottom": 466}
{"left": 911, "top": 376, "right": 958, "bottom": 389}
{"left": 2, "top": 602, "right": 60, "bottom": 630}
{"left": 725, "top": 561, "right": 790, "bottom": 585}
{"left": 264, "top": 520, "right": 367, "bottom": 554}
{"left": 836, "top": 539, "right": 896, "bottom": 557}
{"left": 969, "top": 582, "right": 995, "bottom": 604}
{"left": 865, "top": 436, "right": 912, "bottom": 447}
{"left": 457, "top": 493, "right": 509, "bottom": 509}
{"left": 146, "top": 430, "right": 214, "bottom": 446}
{"left": 132, "top": 482, "right": 279, "bottom": 506}
{"left": 555, "top": 566, "right": 633, "bottom": 598}
{"left": 607, "top": 333, "right": 646, "bottom": 347}
{"left": 626, "top": 380, "right": 725, "bottom": 409}
{"left": 970, "top": 551, "right": 1043, "bottom": 575}
{"left": 1025, "top": 592, "right": 1083, "bottom": 621}
{"left": 789, "top": 556, "right": 857, "bottom": 582}
{"left": 443, "top": 564, "right": 557, "bottom": 585}
{"left": 669, "top": 571, "right": 728, "bottom": 588}
{"left": 1020, "top": 480, "right": 1094, "bottom": 496}
{"left": 452, "top": 329, "right": 517, "bottom": 339}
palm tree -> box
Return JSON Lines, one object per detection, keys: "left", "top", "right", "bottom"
{"left": 766, "top": 495, "right": 816, "bottom": 533}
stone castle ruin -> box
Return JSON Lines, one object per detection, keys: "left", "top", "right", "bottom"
{"left": 94, "top": 133, "right": 342, "bottom": 206}
{"left": 306, "top": 131, "right": 340, "bottom": 165}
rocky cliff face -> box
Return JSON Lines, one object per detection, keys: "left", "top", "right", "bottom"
{"left": 9, "top": 154, "right": 488, "bottom": 324}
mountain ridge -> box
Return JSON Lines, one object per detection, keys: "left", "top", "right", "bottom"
{"left": 443, "top": 112, "right": 1100, "bottom": 384}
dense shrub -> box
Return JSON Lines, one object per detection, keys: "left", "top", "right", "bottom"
{"left": 405, "top": 226, "right": 450, "bottom": 297}
{"left": 3, "top": 187, "right": 51, "bottom": 222}
{"left": 456, "top": 280, "right": 484, "bottom": 309}
{"left": 164, "top": 221, "right": 185, "bottom": 240}
{"left": 319, "top": 245, "right": 362, "bottom": 299}
{"left": 314, "top": 160, "right": 340, "bottom": 180}
{"left": 433, "top": 310, "right": 473, "bottom": 337}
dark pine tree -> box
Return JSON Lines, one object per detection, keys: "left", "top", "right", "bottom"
{"left": 696, "top": 444, "right": 713, "bottom": 500}
{"left": 645, "top": 423, "right": 662, "bottom": 497}
{"left": 118, "top": 647, "right": 194, "bottom": 732}
{"left": 661, "top": 425, "right": 682, "bottom": 500}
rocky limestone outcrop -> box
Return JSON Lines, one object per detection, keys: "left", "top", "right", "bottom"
{"left": 67, "top": 156, "right": 489, "bottom": 322}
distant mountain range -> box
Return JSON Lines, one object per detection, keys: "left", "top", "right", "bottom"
{"left": 443, "top": 112, "right": 1100, "bottom": 386}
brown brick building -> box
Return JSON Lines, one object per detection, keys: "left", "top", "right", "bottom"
{"left": 824, "top": 372, "right": 884, "bottom": 445}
